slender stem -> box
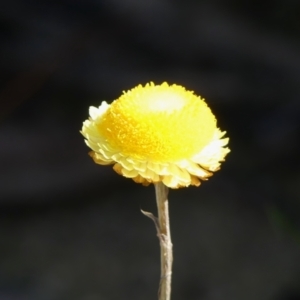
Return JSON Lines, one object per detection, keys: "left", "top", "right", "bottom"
{"left": 154, "top": 182, "right": 173, "bottom": 300}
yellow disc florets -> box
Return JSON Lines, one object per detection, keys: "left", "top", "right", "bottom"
{"left": 81, "top": 82, "right": 230, "bottom": 188}
{"left": 99, "top": 82, "right": 216, "bottom": 162}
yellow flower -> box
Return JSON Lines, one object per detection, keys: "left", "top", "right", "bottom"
{"left": 81, "top": 82, "right": 230, "bottom": 188}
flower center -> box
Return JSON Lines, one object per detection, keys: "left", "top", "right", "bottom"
{"left": 99, "top": 83, "right": 217, "bottom": 162}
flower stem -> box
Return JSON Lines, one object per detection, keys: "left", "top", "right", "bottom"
{"left": 154, "top": 182, "right": 173, "bottom": 300}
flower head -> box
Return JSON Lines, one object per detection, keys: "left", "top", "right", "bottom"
{"left": 81, "top": 82, "right": 230, "bottom": 188}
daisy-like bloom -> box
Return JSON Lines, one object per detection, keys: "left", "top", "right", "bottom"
{"left": 81, "top": 82, "right": 230, "bottom": 188}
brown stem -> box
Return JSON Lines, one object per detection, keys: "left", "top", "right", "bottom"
{"left": 154, "top": 182, "right": 173, "bottom": 300}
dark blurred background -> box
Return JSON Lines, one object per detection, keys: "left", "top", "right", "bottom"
{"left": 1, "top": 0, "right": 300, "bottom": 299}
